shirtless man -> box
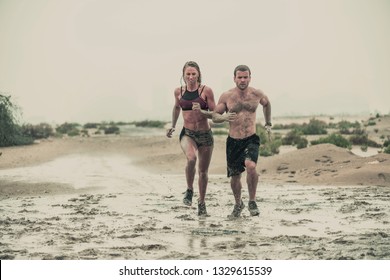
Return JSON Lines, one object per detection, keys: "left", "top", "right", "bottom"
{"left": 193, "top": 65, "right": 271, "bottom": 218}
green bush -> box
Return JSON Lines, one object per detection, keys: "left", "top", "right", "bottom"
{"left": 384, "top": 145, "right": 390, "bottom": 154}
{"left": 83, "top": 123, "right": 99, "bottom": 129}
{"left": 256, "top": 124, "right": 282, "bottom": 156}
{"left": 349, "top": 134, "right": 381, "bottom": 148}
{"left": 296, "top": 137, "right": 308, "bottom": 149}
{"left": 104, "top": 125, "right": 120, "bottom": 134}
{"left": 272, "top": 123, "right": 302, "bottom": 130}
{"left": 301, "top": 118, "right": 328, "bottom": 135}
{"left": 21, "top": 123, "right": 54, "bottom": 139}
{"left": 337, "top": 120, "right": 361, "bottom": 132}
{"left": 260, "top": 139, "right": 282, "bottom": 157}
{"left": 56, "top": 122, "right": 80, "bottom": 135}
{"left": 0, "top": 94, "right": 34, "bottom": 147}
{"left": 281, "top": 129, "right": 308, "bottom": 149}
{"left": 67, "top": 129, "right": 80, "bottom": 137}
{"left": 212, "top": 129, "right": 228, "bottom": 135}
{"left": 311, "top": 133, "right": 351, "bottom": 149}
{"left": 133, "top": 120, "right": 166, "bottom": 128}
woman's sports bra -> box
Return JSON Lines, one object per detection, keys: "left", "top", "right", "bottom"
{"left": 178, "top": 85, "right": 208, "bottom": 111}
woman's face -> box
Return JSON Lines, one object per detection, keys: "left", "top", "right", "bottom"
{"left": 184, "top": 66, "right": 199, "bottom": 85}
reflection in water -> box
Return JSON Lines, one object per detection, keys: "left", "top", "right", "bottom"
{"left": 0, "top": 154, "right": 144, "bottom": 190}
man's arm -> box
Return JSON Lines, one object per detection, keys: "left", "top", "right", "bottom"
{"left": 260, "top": 95, "right": 272, "bottom": 126}
{"left": 213, "top": 94, "right": 237, "bottom": 123}
{"left": 192, "top": 105, "right": 233, "bottom": 122}
{"left": 260, "top": 93, "right": 272, "bottom": 133}
{"left": 193, "top": 93, "right": 236, "bottom": 123}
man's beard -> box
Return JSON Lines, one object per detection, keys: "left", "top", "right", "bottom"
{"left": 238, "top": 83, "right": 248, "bottom": 90}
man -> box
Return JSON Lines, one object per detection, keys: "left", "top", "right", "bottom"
{"left": 193, "top": 65, "right": 272, "bottom": 218}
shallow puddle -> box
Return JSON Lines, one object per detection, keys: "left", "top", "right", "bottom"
{"left": 0, "top": 154, "right": 144, "bottom": 190}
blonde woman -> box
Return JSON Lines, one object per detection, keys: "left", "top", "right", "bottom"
{"left": 166, "top": 61, "right": 216, "bottom": 216}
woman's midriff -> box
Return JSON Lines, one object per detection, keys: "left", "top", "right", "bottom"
{"left": 182, "top": 111, "right": 210, "bottom": 131}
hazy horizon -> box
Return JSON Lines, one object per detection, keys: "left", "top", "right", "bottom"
{"left": 1, "top": 0, "right": 389, "bottom": 124}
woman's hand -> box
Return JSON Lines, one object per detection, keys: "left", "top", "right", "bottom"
{"left": 166, "top": 127, "right": 175, "bottom": 138}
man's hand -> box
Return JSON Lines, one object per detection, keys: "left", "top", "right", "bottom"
{"left": 264, "top": 124, "right": 272, "bottom": 141}
{"left": 166, "top": 127, "right": 175, "bottom": 138}
{"left": 225, "top": 111, "right": 237, "bottom": 122}
{"left": 192, "top": 102, "right": 201, "bottom": 111}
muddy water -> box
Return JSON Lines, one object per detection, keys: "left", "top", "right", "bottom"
{"left": 0, "top": 154, "right": 143, "bottom": 190}
{"left": 0, "top": 155, "right": 389, "bottom": 260}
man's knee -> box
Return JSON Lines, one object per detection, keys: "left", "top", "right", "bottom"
{"left": 231, "top": 174, "right": 242, "bottom": 183}
{"left": 245, "top": 160, "right": 257, "bottom": 173}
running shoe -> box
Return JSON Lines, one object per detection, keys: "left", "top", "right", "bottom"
{"left": 183, "top": 189, "right": 193, "bottom": 206}
{"left": 198, "top": 202, "right": 207, "bottom": 216}
{"left": 228, "top": 200, "right": 245, "bottom": 219}
{"left": 248, "top": 200, "right": 260, "bottom": 216}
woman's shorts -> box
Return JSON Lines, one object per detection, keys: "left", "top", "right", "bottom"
{"left": 179, "top": 127, "right": 214, "bottom": 147}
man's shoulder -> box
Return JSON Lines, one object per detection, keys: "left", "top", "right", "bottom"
{"left": 222, "top": 88, "right": 236, "bottom": 96}
{"left": 219, "top": 89, "right": 234, "bottom": 101}
{"left": 250, "top": 87, "right": 265, "bottom": 97}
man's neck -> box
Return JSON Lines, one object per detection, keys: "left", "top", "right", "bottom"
{"left": 236, "top": 87, "right": 249, "bottom": 96}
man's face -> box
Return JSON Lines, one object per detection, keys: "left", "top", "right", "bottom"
{"left": 234, "top": 70, "right": 251, "bottom": 90}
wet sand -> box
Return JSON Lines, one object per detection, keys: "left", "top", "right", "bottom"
{"left": 0, "top": 135, "right": 389, "bottom": 260}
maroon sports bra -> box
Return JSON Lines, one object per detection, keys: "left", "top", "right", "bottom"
{"left": 179, "top": 85, "right": 208, "bottom": 111}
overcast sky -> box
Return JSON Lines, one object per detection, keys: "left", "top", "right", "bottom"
{"left": 0, "top": 0, "right": 389, "bottom": 124}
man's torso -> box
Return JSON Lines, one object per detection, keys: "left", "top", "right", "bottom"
{"left": 225, "top": 87, "right": 262, "bottom": 139}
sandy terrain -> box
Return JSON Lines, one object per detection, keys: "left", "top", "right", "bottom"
{"left": 0, "top": 121, "right": 389, "bottom": 260}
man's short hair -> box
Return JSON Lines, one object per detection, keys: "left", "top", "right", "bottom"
{"left": 234, "top": 65, "right": 251, "bottom": 77}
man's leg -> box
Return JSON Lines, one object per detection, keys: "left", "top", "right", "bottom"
{"left": 228, "top": 174, "right": 245, "bottom": 218}
{"left": 245, "top": 159, "right": 258, "bottom": 201}
{"left": 230, "top": 174, "right": 242, "bottom": 205}
{"left": 245, "top": 159, "right": 260, "bottom": 216}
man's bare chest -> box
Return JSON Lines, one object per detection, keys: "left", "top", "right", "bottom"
{"left": 227, "top": 97, "right": 260, "bottom": 113}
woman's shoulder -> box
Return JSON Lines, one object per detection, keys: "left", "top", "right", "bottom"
{"left": 174, "top": 87, "right": 183, "bottom": 95}
{"left": 200, "top": 85, "right": 214, "bottom": 95}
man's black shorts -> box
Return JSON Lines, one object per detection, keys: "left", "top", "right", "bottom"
{"left": 226, "top": 134, "right": 260, "bottom": 177}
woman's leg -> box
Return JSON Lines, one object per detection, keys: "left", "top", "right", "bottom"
{"left": 180, "top": 136, "right": 198, "bottom": 204}
{"left": 197, "top": 145, "right": 213, "bottom": 204}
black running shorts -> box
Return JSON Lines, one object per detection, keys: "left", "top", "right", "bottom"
{"left": 226, "top": 134, "right": 260, "bottom": 177}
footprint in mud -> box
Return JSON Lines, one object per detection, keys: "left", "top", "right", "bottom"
{"left": 378, "top": 173, "right": 388, "bottom": 182}
{"left": 280, "top": 219, "right": 313, "bottom": 227}
{"left": 315, "top": 155, "right": 333, "bottom": 164}
{"left": 162, "top": 195, "right": 176, "bottom": 200}
{"left": 78, "top": 248, "right": 101, "bottom": 259}
{"left": 16, "top": 206, "right": 36, "bottom": 213}
{"left": 175, "top": 214, "right": 195, "bottom": 221}
{"left": 277, "top": 163, "right": 289, "bottom": 172}
{"left": 360, "top": 211, "right": 387, "bottom": 220}
{"left": 338, "top": 200, "right": 371, "bottom": 214}
{"left": 171, "top": 205, "right": 192, "bottom": 211}
{"left": 192, "top": 227, "right": 244, "bottom": 236}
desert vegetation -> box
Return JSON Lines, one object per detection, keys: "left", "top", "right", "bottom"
{"left": 1, "top": 93, "right": 389, "bottom": 154}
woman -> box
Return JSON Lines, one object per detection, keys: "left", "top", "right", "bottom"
{"left": 166, "top": 61, "right": 216, "bottom": 216}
